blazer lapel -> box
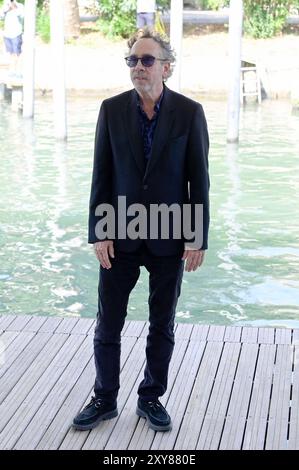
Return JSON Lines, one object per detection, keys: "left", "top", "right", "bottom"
{"left": 125, "top": 90, "right": 146, "bottom": 176}
{"left": 144, "top": 86, "right": 175, "bottom": 180}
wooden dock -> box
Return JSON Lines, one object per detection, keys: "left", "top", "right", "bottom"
{"left": 0, "top": 63, "right": 23, "bottom": 110}
{"left": 0, "top": 314, "right": 299, "bottom": 450}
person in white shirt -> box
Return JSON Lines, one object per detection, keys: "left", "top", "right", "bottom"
{"left": 136, "top": 0, "right": 156, "bottom": 28}
{"left": 1, "top": 0, "right": 24, "bottom": 77}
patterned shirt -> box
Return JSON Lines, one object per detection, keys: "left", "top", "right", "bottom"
{"left": 137, "top": 90, "right": 164, "bottom": 163}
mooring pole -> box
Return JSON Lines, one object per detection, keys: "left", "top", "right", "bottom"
{"left": 50, "top": 0, "right": 67, "bottom": 140}
{"left": 227, "top": 0, "right": 243, "bottom": 143}
{"left": 169, "top": 0, "right": 183, "bottom": 92}
{"left": 22, "top": 0, "right": 36, "bottom": 118}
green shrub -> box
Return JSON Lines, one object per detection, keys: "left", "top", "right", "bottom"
{"left": 290, "top": 0, "right": 299, "bottom": 12}
{"left": 97, "top": 0, "right": 136, "bottom": 38}
{"left": 200, "top": 0, "right": 229, "bottom": 9}
{"left": 97, "top": 0, "right": 171, "bottom": 38}
{"left": 36, "top": 8, "right": 50, "bottom": 43}
{"left": 193, "top": 0, "right": 293, "bottom": 38}
{"left": 244, "top": 0, "right": 292, "bottom": 38}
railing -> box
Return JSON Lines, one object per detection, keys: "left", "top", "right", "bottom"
{"left": 79, "top": 11, "right": 299, "bottom": 25}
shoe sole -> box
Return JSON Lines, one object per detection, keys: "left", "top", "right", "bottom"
{"left": 72, "top": 409, "right": 118, "bottom": 431}
{"left": 136, "top": 406, "right": 172, "bottom": 432}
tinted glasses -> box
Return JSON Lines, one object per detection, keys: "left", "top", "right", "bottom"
{"left": 125, "top": 54, "right": 167, "bottom": 68}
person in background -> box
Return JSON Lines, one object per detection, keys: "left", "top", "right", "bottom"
{"left": 136, "top": 0, "right": 156, "bottom": 29}
{"left": 0, "top": 0, "right": 24, "bottom": 78}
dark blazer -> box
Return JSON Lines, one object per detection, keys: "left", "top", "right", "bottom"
{"left": 88, "top": 85, "right": 210, "bottom": 256}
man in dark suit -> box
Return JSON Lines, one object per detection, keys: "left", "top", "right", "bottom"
{"left": 73, "top": 28, "right": 210, "bottom": 433}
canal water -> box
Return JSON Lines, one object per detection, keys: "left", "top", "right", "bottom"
{"left": 0, "top": 96, "right": 299, "bottom": 327}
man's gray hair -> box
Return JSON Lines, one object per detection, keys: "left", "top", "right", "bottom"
{"left": 127, "top": 27, "right": 176, "bottom": 79}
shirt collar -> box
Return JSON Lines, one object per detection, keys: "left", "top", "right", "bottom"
{"left": 136, "top": 87, "right": 164, "bottom": 115}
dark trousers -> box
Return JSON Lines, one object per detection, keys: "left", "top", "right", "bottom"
{"left": 136, "top": 12, "right": 155, "bottom": 28}
{"left": 93, "top": 243, "right": 184, "bottom": 404}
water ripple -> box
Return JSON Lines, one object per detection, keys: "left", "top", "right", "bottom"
{"left": 1, "top": 98, "right": 299, "bottom": 325}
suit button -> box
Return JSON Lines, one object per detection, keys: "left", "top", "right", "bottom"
{"left": 143, "top": 184, "right": 148, "bottom": 190}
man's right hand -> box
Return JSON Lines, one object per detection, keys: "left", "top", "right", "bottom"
{"left": 93, "top": 240, "right": 115, "bottom": 269}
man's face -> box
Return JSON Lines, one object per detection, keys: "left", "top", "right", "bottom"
{"left": 129, "top": 38, "right": 170, "bottom": 95}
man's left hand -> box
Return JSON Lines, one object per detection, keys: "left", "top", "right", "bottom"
{"left": 182, "top": 249, "right": 205, "bottom": 272}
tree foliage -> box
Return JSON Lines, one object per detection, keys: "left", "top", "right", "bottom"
{"left": 97, "top": 0, "right": 170, "bottom": 38}
{"left": 98, "top": 0, "right": 136, "bottom": 38}
{"left": 4, "top": 0, "right": 298, "bottom": 41}
{"left": 199, "top": 0, "right": 229, "bottom": 9}
{"left": 244, "top": 0, "right": 292, "bottom": 38}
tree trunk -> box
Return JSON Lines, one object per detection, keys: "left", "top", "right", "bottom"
{"left": 63, "top": 0, "right": 80, "bottom": 40}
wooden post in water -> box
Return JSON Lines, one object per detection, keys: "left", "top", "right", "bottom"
{"left": 291, "top": 72, "right": 299, "bottom": 112}
{"left": 227, "top": 0, "right": 243, "bottom": 143}
{"left": 22, "top": 0, "right": 37, "bottom": 118}
{"left": 169, "top": 0, "right": 183, "bottom": 92}
{"left": 50, "top": 0, "right": 67, "bottom": 140}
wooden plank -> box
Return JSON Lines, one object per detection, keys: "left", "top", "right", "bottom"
{"left": 265, "top": 344, "right": 292, "bottom": 449}
{"left": 151, "top": 341, "right": 206, "bottom": 451}
{"left": 258, "top": 327, "right": 275, "bottom": 344}
{"left": 36, "top": 358, "right": 95, "bottom": 449}
{"left": 123, "top": 320, "right": 146, "bottom": 338}
{"left": 98, "top": 341, "right": 148, "bottom": 450}
{"left": 59, "top": 335, "right": 140, "bottom": 450}
{"left": 190, "top": 324, "right": 209, "bottom": 341}
{"left": 14, "top": 335, "right": 94, "bottom": 449}
{"left": 219, "top": 343, "right": 259, "bottom": 449}
{"left": 84, "top": 337, "right": 146, "bottom": 450}
{"left": 0, "top": 332, "right": 66, "bottom": 425}
{"left": 288, "top": 343, "right": 299, "bottom": 449}
{"left": 108, "top": 326, "right": 190, "bottom": 450}
{"left": 44, "top": 337, "right": 136, "bottom": 450}
{"left": 0, "top": 315, "right": 17, "bottom": 331}
{"left": 174, "top": 341, "right": 223, "bottom": 449}
{"left": 120, "top": 319, "right": 129, "bottom": 336}
{"left": 207, "top": 325, "right": 226, "bottom": 342}
{"left": 69, "top": 317, "right": 94, "bottom": 335}
{"left": 275, "top": 328, "right": 292, "bottom": 345}
{"left": 292, "top": 328, "right": 299, "bottom": 344}
{"left": 196, "top": 342, "right": 241, "bottom": 450}
{"left": 139, "top": 321, "right": 150, "bottom": 338}
{"left": 137, "top": 321, "right": 179, "bottom": 340}
{"left": 0, "top": 333, "right": 85, "bottom": 449}
{"left": 128, "top": 338, "right": 191, "bottom": 450}
{"left": 54, "top": 317, "right": 80, "bottom": 334}
{"left": 38, "top": 316, "right": 64, "bottom": 333}
{"left": 22, "top": 315, "right": 48, "bottom": 332}
{"left": 224, "top": 326, "right": 242, "bottom": 343}
{"left": 0, "top": 331, "right": 20, "bottom": 372}
{"left": 86, "top": 320, "right": 96, "bottom": 335}
{"left": 242, "top": 344, "right": 276, "bottom": 449}
{"left": 241, "top": 326, "right": 258, "bottom": 344}
{"left": 0, "top": 332, "right": 49, "bottom": 400}
{"left": 0, "top": 333, "right": 77, "bottom": 449}
{"left": 0, "top": 315, "right": 293, "bottom": 450}
{"left": 175, "top": 323, "right": 194, "bottom": 340}
{"left": 5, "top": 315, "right": 32, "bottom": 332}
{"left": 0, "top": 330, "right": 19, "bottom": 350}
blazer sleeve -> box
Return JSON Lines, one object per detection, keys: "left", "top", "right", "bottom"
{"left": 88, "top": 101, "right": 113, "bottom": 244}
{"left": 186, "top": 103, "right": 210, "bottom": 250}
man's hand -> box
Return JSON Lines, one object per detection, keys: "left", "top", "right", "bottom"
{"left": 182, "top": 249, "right": 205, "bottom": 272}
{"left": 93, "top": 240, "right": 114, "bottom": 269}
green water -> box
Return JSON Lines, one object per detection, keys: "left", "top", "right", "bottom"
{"left": 0, "top": 97, "right": 299, "bottom": 327}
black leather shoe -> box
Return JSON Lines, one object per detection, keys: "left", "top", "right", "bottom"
{"left": 72, "top": 396, "right": 118, "bottom": 430}
{"left": 136, "top": 398, "right": 172, "bottom": 432}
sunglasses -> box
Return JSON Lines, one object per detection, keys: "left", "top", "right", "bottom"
{"left": 125, "top": 54, "right": 168, "bottom": 68}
